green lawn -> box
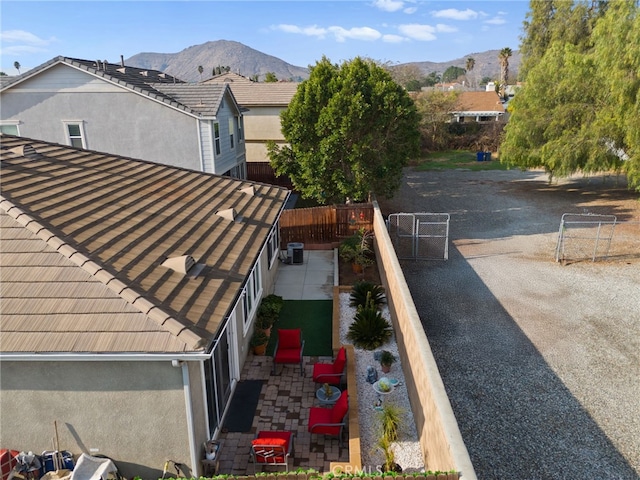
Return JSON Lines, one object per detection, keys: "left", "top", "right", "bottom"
{"left": 413, "top": 150, "right": 510, "bottom": 172}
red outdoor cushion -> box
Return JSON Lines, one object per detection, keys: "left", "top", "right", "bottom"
{"left": 333, "top": 347, "right": 346, "bottom": 374}
{"left": 331, "top": 390, "right": 349, "bottom": 423}
{"left": 252, "top": 433, "right": 290, "bottom": 464}
{"left": 274, "top": 348, "right": 301, "bottom": 363}
{"left": 312, "top": 363, "right": 335, "bottom": 382}
{"left": 308, "top": 406, "right": 341, "bottom": 436}
{"left": 277, "top": 329, "right": 301, "bottom": 349}
{"left": 1, "top": 450, "right": 20, "bottom": 480}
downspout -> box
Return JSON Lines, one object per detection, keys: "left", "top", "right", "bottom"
{"left": 178, "top": 361, "right": 199, "bottom": 477}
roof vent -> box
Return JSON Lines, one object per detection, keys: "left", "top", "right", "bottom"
{"left": 240, "top": 186, "right": 256, "bottom": 197}
{"left": 159, "top": 73, "right": 166, "bottom": 79}
{"left": 162, "top": 255, "right": 196, "bottom": 274}
{"left": 140, "top": 71, "right": 148, "bottom": 77}
{"left": 217, "top": 208, "right": 237, "bottom": 222}
{"left": 117, "top": 67, "right": 126, "bottom": 74}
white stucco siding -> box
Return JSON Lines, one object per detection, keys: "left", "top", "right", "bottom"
{"left": 0, "top": 360, "right": 193, "bottom": 479}
{"left": 243, "top": 108, "right": 286, "bottom": 140}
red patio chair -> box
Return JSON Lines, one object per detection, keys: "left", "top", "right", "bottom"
{"left": 312, "top": 346, "right": 347, "bottom": 386}
{"left": 250, "top": 431, "right": 294, "bottom": 472}
{"left": 308, "top": 389, "right": 349, "bottom": 448}
{"left": 272, "top": 328, "right": 305, "bottom": 376}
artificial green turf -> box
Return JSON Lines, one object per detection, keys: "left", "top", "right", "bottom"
{"left": 266, "top": 300, "right": 333, "bottom": 357}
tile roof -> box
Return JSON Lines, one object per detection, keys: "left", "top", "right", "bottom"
{"left": 204, "top": 74, "right": 299, "bottom": 107}
{"left": 453, "top": 91, "right": 505, "bottom": 114}
{"left": 0, "top": 56, "right": 235, "bottom": 118}
{"left": 0, "top": 134, "right": 290, "bottom": 355}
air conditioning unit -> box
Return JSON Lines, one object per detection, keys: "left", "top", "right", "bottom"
{"left": 286, "top": 242, "right": 304, "bottom": 264}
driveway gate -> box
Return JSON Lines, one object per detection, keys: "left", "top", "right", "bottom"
{"left": 387, "top": 213, "right": 450, "bottom": 260}
{"left": 555, "top": 213, "right": 617, "bottom": 263}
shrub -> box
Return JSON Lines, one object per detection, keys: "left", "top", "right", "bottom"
{"left": 350, "top": 281, "right": 386, "bottom": 310}
{"left": 346, "top": 304, "right": 392, "bottom": 350}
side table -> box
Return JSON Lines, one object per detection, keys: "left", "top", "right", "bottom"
{"left": 316, "top": 385, "right": 341, "bottom": 405}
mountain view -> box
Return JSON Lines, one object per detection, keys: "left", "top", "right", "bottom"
{"left": 125, "top": 39, "right": 520, "bottom": 83}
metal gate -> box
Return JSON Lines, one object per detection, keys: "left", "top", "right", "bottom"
{"left": 387, "top": 213, "right": 450, "bottom": 260}
{"left": 555, "top": 213, "right": 617, "bottom": 263}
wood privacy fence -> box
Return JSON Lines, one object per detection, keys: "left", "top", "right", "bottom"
{"left": 247, "top": 162, "right": 293, "bottom": 189}
{"left": 280, "top": 203, "right": 374, "bottom": 247}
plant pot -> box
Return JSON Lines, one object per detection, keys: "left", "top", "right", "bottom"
{"left": 252, "top": 343, "right": 267, "bottom": 355}
{"left": 381, "top": 364, "right": 391, "bottom": 373}
{"left": 352, "top": 263, "right": 364, "bottom": 274}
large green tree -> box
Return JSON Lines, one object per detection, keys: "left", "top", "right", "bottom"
{"left": 268, "top": 56, "right": 420, "bottom": 204}
{"left": 500, "top": 0, "right": 640, "bottom": 191}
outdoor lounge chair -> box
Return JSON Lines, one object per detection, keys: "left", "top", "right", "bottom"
{"left": 272, "top": 328, "right": 305, "bottom": 376}
{"left": 308, "top": 389, "right": 349, "bottom": 448}
{"left": 249, "top": 431, "right": 294, "bottom": 472}
{"left": 312, "top": 346, "right": 347, "bottom": 386}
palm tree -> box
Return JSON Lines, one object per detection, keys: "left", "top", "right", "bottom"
{"left": 498, "top": 47, "right": 513, "bottom": 97}
{"left": 14, "top": 61, "right": 21, "bottom": 74}
{"left": 197, "top": 65, "right": 203, "bottom": 81}
{"left": 465, "top": 57, "right": 475, "bottom": 89}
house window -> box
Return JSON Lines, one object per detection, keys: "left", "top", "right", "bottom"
{"left": 237, "top": 116, "right": 243, "bottom": 142}
{"left": 228, "top": 117, "right": 234, "bottom": 149}
{"left": 0, "top": 123, "right": 19, "bottom": 135}
{"left": 242, "top": 263, "right": 262, "bottom": 334}
{"left": 267, "top": 224, "right": 280, "bottom": 269}
{"left": 64, "top": 122, "right": 86, "bottom": 148}
{"left": 214, "top": 122, "right": 221, "bottom": 155}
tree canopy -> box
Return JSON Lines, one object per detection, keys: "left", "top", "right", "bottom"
{"left": 500, "top": 0, "right": 640, "bottom": 191}
{"left": 268, "top": 56, "right": 420, "bottom": 204}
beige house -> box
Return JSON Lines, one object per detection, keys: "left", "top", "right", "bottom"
{"left": 0, "top": 134, "right": 289, "bottom": 479}
{"left": 204, "top": 72, "right": 299, "bottom": 163}
{"left": 451, "top": 91, "right": 505, "bottom": 123}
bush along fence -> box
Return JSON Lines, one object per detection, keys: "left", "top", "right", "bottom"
{"left": 280, "top": 204, "right": 374, "bottom": 248}
{"left": 202, "top": 471, "right": 460, "bottom": 480}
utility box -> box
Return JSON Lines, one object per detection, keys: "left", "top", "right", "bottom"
{"left": 287, "top": 242, "right": 304, "bottom": 264}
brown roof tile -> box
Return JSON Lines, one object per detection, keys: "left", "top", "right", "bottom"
{"left": 0, "top": 134, "right": 289, "bottom": 355}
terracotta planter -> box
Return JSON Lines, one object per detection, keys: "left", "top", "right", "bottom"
{"left": 351, "top": 263, "right": 364, "bottom": 274}
{"left": 252, "top": 343, "right": 267, "bottom": 355}
{"left": 381, "top": 364, "right": 391, "bottom": 374}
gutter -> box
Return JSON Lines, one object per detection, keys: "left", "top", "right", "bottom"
{"left": 0, "top": 353, "right": 211, "bottom": 362}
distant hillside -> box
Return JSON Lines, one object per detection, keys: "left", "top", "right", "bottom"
{"left": 126, "top": 40, "right": 310, "bottom": 83}
{"left": 395, "top": 49, "right": 521, "bottom": 84}
{"left": 126, "top": 40, "right": 520, "bottom": 85}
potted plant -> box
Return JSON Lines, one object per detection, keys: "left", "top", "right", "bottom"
{"left": 250, "top": 330, "right": 269, "bottom": 355}
{"left": 339, "top": 228, "right": 375, "bottom": 274}
{"left": 379, "top": 350, "right": 396, "bottom": 373}
{"left": 255, "top": 313, "right": 274, "bottom": 338}
{"left": 377, "top": 402, "right": 404, "bottom": 473}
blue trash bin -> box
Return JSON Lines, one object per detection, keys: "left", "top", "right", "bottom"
{"left": 476, "top": 151, "right": 484, "bottom": 162}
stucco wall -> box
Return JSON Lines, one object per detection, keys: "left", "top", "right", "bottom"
{"left": 0, "top": 360, "right": 190, "bottom": 479}
{"left": 371, "top": 201, "right": 477, "bottom": 479}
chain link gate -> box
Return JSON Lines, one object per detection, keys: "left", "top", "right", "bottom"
{"left": 387, "top": 213, "right": 450, "bottom": 260}
{"left": 555, "top": 213, "right": 617, "bottom": 263}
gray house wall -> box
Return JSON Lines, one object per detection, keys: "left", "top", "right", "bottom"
{"left": 0, "top": 64, "right": 244, "bottom": 175}
{"left": 0, "top": 360, "right": 190, "bottom": 479}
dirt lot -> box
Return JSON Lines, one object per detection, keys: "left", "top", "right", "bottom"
{"left": 378, "top": 168, "right": 640, "bottom": 479}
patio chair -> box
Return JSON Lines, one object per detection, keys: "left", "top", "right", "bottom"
{"left": 312, "top": 346, "right": 347, "bottom": 386}
{"left": 272, "top": 328, "right": 305, "bottom": 376}
{"left": 249, "top": 431, "right": 294, "bottom": 472}
{"left": 308, "top": 390, "right": 349, "bottom": 448}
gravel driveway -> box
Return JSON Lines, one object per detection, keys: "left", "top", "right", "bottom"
{"left": 378, "top": 168, "right": 640, "bottom": 479}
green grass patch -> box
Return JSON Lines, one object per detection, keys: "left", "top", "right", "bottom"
{"left": 413, "top": 150, "right": 510, "bottom": 171}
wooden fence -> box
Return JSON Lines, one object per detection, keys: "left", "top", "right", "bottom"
{"left": 247, "top": 162, "right": 293, "bottom": 189}
{"left": 280, "top": 203, "right": 374, "bottom": 248}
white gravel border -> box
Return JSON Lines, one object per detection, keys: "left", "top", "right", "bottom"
{"left": 339, "top": 292, "right": 425, "bottom": 472}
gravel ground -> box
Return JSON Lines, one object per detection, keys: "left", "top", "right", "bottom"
{"left": 339, "top": 293, "right": 424, "bottom": 473}
{"left": 378, "top": 168, "right": 640, "bottom": 480}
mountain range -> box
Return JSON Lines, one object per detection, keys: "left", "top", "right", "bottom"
{"left": 125, "top": 39, "right": 520, "bottom": 84}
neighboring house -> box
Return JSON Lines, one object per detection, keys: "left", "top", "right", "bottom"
{"left": 450, "top": 91, "right": 505, "bottom": 123}
{"left": 0, "top": 134, "right": 289, "bottom": 478}
{"left": 0, "top": 56, "right": 247, "bottom": 178}
{"left": 204, "top": 72, "right": 298, "bottom": 163}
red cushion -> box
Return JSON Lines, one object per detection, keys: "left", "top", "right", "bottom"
{"left": 1, "top": 450, "right": 20, "bottom": 480}
{"left": 274, "top": 348, "right": 301, "bottom": 363}
{"left": 312, "top": 363, "right": 335, "bottom": 382}
{"left": 308, "top": 406, "right": 341, "bottom": 436}
{"left": 331, "top": 390, "right": 349, "bottom": 423}
{"left": 252, "top": 434, "right": 290, "bottom": 464}
{"left": 278, "top": 329, "right": 301, "bottom": 349}
{"left": 333, "top": 347, "right": 346, "bottom": 374}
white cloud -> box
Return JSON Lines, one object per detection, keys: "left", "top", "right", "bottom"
{"left": 485, "top": 16, "right": 507, "bottom": 25}
{"left": 1, "top": 30, "right": 57, "bottom": 46}
{"left": 435, "top": 23, "right": 458, "bottom": 33}
{"left": 431, "top": 8, "right": 479, "bottom": 21}
{"left": 328, "top": 26, "right": 382, "bottom": 42}
{"left": 398, "top": 24, "right": 437, "bottom": 41}
{"left": 404, "top": 7, "right": 418, "bottom": 14}
{"left": 382, "top": 34, "right": 407, "bottom": 43}
{"left": 372, "top": 0, "right": 405, "bottom": 13}
{"left": 273, "top": 24, "right": 327, "bottom": 39}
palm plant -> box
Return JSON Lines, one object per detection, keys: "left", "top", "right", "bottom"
{"left": 465, "top": 57, "right": 475, "bottom": 88}
{"left": 346, "top": 298, "right": 392, "bottom": 350}
{"left": 498, "top": 48, "right": 513, "bottom": 97}
{"left": 349, "top": 281, "right": 386, "bottom": 310}
{"left": 14, "top": 61, "right": 21, "bottom": 74}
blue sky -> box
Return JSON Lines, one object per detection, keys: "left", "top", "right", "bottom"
{"left": 1, "top": 0, "right": 530, "bottom": 75}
